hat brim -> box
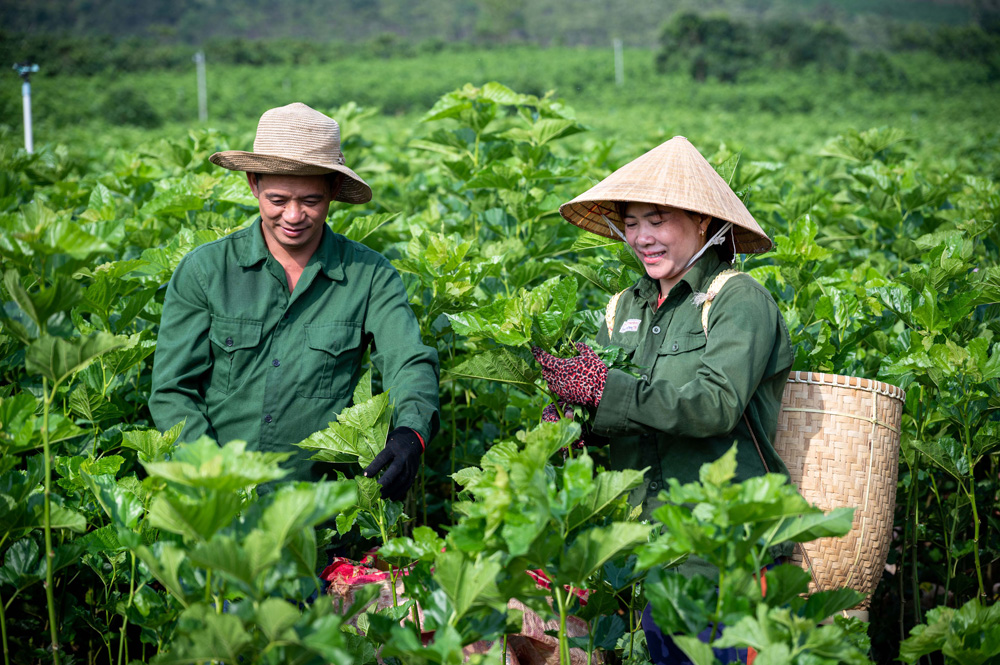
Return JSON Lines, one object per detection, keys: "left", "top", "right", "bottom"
{"left": 209, "top": 151, "right": 372, "bottom": 204}
{"left": 559, "top": 196, "right": 773, "bottom": 255}
{"left": 557, "top": 136, "right": 773, "bottom": 255}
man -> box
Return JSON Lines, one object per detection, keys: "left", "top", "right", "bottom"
{"left": 149, "top": 102, "right": 440, "bottom": 500}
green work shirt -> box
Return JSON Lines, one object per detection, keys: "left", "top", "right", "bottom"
{"left": 593, "top": 252, "right": 793, "bottom": 521}
{"left": 149, "top": 218, "right": 441, "bottom": 482}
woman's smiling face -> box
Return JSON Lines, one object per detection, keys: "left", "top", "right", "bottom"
{"left": 623, "top": 202, "right": 710, "bottom": 293}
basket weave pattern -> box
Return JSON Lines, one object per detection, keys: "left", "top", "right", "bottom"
{"left": 774, "top": 372, "right": 905, "bottom": 610}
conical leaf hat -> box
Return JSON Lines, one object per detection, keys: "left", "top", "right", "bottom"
{"left": 559, "top": 136, "right": 772, "bottom": 254}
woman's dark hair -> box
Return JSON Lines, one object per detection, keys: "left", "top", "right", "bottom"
{"left": 705, "top": 217, "right": 735, "bottom": 263}
{"left": 613, "top": 201, "right": 735, "bottom": 264}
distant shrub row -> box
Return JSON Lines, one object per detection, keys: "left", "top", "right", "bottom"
{"left": 3, "top": 12, "right": 1000, "bottom": 83}
{"left": 655, "top": 11, "right": 1000, "bottom": 83}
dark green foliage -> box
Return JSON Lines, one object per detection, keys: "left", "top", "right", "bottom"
{"left": 656, "top": 12, "right": 852, "bottom": 82}
{"left": 100, "top": 85, "right": 163, "bottom": 129}
{"left": 0, "top": 72, "right": 998, "bottom": 664}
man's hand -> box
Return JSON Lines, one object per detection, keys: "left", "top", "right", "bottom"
{"left": 532, "top": 343, "right": 608, "bottom": 407}
{"left": 362, "top": 427, "right": 423, "bottom": 501}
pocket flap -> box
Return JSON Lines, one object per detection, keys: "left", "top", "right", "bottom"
{"left": 658, "top": 331, "right": 707, "bottom": 356}
{"left": 210, "top": 317, "right": 263, "bottom": 353}
{"left": 305, "top": 322, "right": 362, "bottom": 355}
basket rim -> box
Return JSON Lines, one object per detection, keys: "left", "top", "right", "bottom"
{"left": 786, "top": 371, "right": 906, "bottom": 402}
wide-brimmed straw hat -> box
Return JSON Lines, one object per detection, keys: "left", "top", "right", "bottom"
{"left": 210, "top": 102, "right": 372, "bottom": 204}
{"left": 559, "top": 136, "right": 772, "bottom": 254}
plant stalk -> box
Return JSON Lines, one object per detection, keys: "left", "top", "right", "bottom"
{"left": 117, "top": 552, "right": 137, "bottom": 665}
{"left": 553, "top": 585, "right": 571, "bottom": 665}
{"left": 41, "top": 378, "right": 62, "bottom": 665}
{"left": 963, "top": 422, "right": 986, "bottom": 598}
{"left": 376, "top": 501, "right": 399, "bottom": 608}
{"left": 0, "top": 587, "right": 8, "bottom": 665}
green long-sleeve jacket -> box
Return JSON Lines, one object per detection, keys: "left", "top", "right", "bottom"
{"left": 593, "top": 252, "right": 793, "bottom": 521}
{"left": 149, "top": 218, "right": 441, "bottom": 482}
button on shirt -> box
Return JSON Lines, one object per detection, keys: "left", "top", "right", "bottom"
{"left": 593, "top": 252, "right": 793, "bottom": 521}
{"left": 149, "top": 218, "right": 441, "bottom": 482}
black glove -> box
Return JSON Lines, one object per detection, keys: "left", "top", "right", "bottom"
{"left": 362, "top": 427, "right": 423, "bottom": 501}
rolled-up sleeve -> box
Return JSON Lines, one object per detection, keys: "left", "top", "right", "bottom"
{"left": 149, "top": 254, "right": 217, "bottom": 443}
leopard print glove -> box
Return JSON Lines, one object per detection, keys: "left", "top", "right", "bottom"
{"left": 541, "top": 402, "right": 586, "bottom": 451}
{"left": 531, "top": 343, "right": 608, "bottom": 407}
{"left": 541, "top": 402, "right": 564, "bottom": 423}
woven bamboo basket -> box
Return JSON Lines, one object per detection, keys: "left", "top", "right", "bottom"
{"left": 773, "top": 372, "right": 906, "bottom": 612}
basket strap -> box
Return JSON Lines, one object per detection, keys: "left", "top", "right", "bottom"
{"left": 701, "top": 269, "right": 825, "bottom": 594}
{"left": 700, "top": 269, "right": 742, "bottom": 337}
{"left": 605, "top": 288, "right": 628, "bottom": 339}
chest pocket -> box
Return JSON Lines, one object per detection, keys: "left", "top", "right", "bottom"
{"left": 298, "top": 322, "right": 364, "bottom": 399}
{"left": 653, "top": 329, "right": 707, "bottom": 379}
{"left": 208, "top": 317, "right": 263, "bottom": 395}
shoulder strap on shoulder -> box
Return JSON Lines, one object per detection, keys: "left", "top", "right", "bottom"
{"left": 605, "top": 288, "right": 628, "bottom": 339}
{"left": 701, "top": 269, "right": 742, "bottom": 338}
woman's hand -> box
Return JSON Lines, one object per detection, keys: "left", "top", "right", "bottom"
{"left": 541, "top": 402, "right": 587, "bottom": 452}
{"left": 532, "top": 342, "right": 608, "bottom": 407}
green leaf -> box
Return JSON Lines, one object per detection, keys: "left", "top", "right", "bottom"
{"left": 529, "top": 118, "right": 586, "bottom": 146}
{"left": 643, "top": 567, "right": 714, "bottom": 635}
{"left": 186, "top": 535, "right": 257, "bottom": 598}
{"left": 121, "top": 422, "right": 184, "bottom": 461}
{"left": 701, "top": 444, "right": 738, "bottom": 486}
{"left": 254, "top": 597, "right": 301, "bottom": 642}
{"left": 671, "top": 634, "right": 718, "bottom": 665}
{"left": 147, "top": 491, "right": 241, "bottom": 542}
{"left": 261, "top": 482, "right": 357, "bottom": 546}
{"left": 4, "top": 270, "right": 83, "bottom": 333}
{"left": 355, "top": 475, "right": 382, "bottom": 513}
{"left": 379, "top": 525, "right": 446, "bottom": 562}
{"left": 142, "top": 438, "right": 289, "bottom": 492}
{"left": 567, "top": 467, "right": 645, "bottom": 531}
{"left": 910, "top": 437, "right": 968, "bottom": 480}
{"left": 768, "top": 507, "right": 855, "bottom": 543}
{"left": 479, "top": 81, "right": 526, "bottom": 105}
{"left": 133, "top": 542, "right": 198, "bottom": 608}
{"left": 81, "top": 473, "right": 144, "bottom": 530}
{"left": 446, "top": 299, "right": 531, "bottom": 347}
{"left": 754, "top": 563, "right": 812, "bottom": 607}
{"left": 802, "top": 588, "right": 868, "bottom": 621}
{"left": 151, "top": 604, "right": 252, "bottom": 665}
{"left": 296, "top": 390, "right": 392, "bottom": 467}
{"left": 26, "top": 332, "right": 130, "bottom": 387}
{"left": 0, "top": 538, "right": 42, "bottom": 590}
{"left": 335, "top": 212, "right": 399, "bottom": 244}
{"left": 433, "top": 549, "right": 503, "bottom": 623}
{"left": 557, "top": 523, "right": 651, "bottom": 586}
{"left": 448, "top": 347, "right": 540, "bottom": 392}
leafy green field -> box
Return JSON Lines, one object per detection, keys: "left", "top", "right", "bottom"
{"left": 1, "top": 45, "right": 999, "bottom": 665}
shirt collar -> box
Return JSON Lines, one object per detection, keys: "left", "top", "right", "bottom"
{"left": 633, "top": 251, "right": 726, "bottom": 302}
{"left": 237, "top": 217, "right": 346, "bottom": 281}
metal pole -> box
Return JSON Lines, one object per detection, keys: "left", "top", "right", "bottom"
{"left": 22, "top": 80, "right": 33, "bottom": 154}
{"left": 13, "top": 62, "right": 39, "bottom": 154}
{"left": 613, "top": 38, "right": 624, "bottom": 87}
{"left": 194, "top": 51, "right": 207, "bottom": 122}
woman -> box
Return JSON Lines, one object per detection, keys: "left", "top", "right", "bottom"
{"left": 532, "top": 136, "right": 793, "bottom": 664}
